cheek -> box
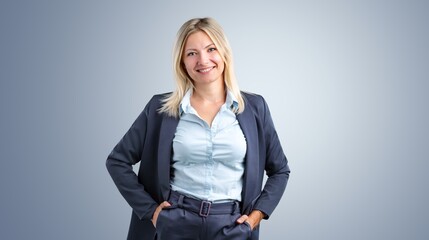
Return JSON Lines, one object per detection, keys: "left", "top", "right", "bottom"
{"left": 216, "top": 59, "right": 225, "bottom": 71}
{"left": 185, "top": 65, "right": 195, "bottom": 76}
{"left": 182, "top": 62, "right": 188, "bottom": 70}
{"left": 213, "top": 54, "right": 224, "bottom": 67}
{"left": 182, "top": 61, "right": 193, "bottom": 73}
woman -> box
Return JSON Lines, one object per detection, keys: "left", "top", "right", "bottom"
{"left": 106, "top": 17, "right": 290, "bottom": 240}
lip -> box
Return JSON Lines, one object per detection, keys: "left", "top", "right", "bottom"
{"left": 196, "top": 66, "right": 215, "bottom": 73}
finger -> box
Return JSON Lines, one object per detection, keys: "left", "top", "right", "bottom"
{"left": 152, "top": 202, "right": 170, "bottom": 228}
{"left": 160, "top": 201, "right": 171, "bottom": 208}
{"left": 236, "top": 215, "right": 248, "bottom": 224}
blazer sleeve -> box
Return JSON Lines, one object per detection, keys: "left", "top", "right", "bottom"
{"left": 253, "top": 97, "right": 291, "bottom": 219}
{"left": 105, "top": 98, "right": 158, "bottom": 220}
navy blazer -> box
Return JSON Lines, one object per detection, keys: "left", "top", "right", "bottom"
{"left": 106, "top": 92, "right": 290, "bottom": 240}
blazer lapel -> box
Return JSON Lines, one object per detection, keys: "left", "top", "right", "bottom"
{"left": 157, "top": 115, "right": 179, "bottom": 200}
{"left": 236, "top": 107, "right": 260, "bottom": 213}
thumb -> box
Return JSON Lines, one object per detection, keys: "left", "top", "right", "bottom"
{"left": 160, "top": 201, "right": 171, "bottom": 208}
{"left": 236, "top": 215, "right": 249, "bottom": 224}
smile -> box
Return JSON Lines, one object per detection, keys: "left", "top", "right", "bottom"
{"left": 197, "top": 67, "right": 215, "bottom": 73}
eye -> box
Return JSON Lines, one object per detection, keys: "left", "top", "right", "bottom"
{"left": 208, "top": 47, "right": 217, "bottom": 52}
{"left": 186, "top": 52, "right": 196, "bottom": 57}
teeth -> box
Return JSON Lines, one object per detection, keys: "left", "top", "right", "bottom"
{"left": 198, "top": 67, "right": 212, "bottom": 73}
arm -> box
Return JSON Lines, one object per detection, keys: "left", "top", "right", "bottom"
{"left": 106, "top": 99, "right": 158, "bottom": 220}
{"left": 253, "top": 97, "right": 290, "bottom": 219}
{"left": 236, "top": 96, "right": 290, "bottom": 228}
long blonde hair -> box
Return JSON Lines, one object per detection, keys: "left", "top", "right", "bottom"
{"left": 158, "top": 17, "right": 245, "bottom": 117}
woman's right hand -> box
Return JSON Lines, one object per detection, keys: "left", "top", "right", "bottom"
{"left": 151, "top": 201, "right": 171, "bottom": 227}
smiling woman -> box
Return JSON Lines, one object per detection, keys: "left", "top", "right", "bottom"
{"left": 160, "top": 17, "right": 244, "bottom": 118}
{"left": 182, "top": 32, "right": 225, "bottom": 87}
{"left": 106, "top": 17, "right": 290, "bottom": 240}
{"left": 181, "top": 31, "right": 226, "bottom": 125}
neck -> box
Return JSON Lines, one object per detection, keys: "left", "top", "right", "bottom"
{"left": 193, "top": 82, "right": 226, "bottom": 103}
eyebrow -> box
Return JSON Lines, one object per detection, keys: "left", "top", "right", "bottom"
{"left": 185, "top": 43, "right": 215, "bottom": 52}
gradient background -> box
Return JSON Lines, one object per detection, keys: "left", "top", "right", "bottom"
{"left": 1, "top": 0, "right": 428, "bottom": 239}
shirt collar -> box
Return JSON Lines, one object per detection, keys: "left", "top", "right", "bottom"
{"left": 179, "top": 89, "right": 239, "bottom": 116}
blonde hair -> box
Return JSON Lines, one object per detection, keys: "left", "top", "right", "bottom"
{"left": 158, "top": 17, "right": 245, "bottom": 117}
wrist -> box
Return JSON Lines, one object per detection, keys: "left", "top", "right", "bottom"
{"left": 250, "top": 209, "right": 265, "bottom": 220}
{"left": 247, "top": 210, "right": 265, "bottom": 230}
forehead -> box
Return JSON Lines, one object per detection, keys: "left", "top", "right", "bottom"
{"left": 184, "top": 31, "right": 214, "bottom": 49}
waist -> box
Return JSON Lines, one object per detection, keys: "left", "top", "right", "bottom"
{"left": 168, "top": 190, "right": 241, "bottom": 217}
{"left": 170, "top": 171, "right": 243, "bottom": 202}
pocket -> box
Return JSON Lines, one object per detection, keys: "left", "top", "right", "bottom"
{"left": 155, "top": 209, "right": 167, "bottom": 228}
{"left": 155, "top": 207, "right": 182, "bottom": 239}
{"left": 243, "top": 221, "right": 252, "bottom": 231}
{"left": 155, "top": 205, "right": 177, "bottom": 227}
{"left": 222, "top": 222, "right": 252, "bottom": 239}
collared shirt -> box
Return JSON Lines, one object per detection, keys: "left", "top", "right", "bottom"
{"left": 170, "top": 89, "right": 247, "bottom": 202}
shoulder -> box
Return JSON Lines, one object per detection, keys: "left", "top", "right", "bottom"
{"left": 241, "top": 91, "right": 268, "bottom": 113}
{"left": 138, "top": 92, "right": 173, "bottom": 119}
{"left": 150, "top": 92, "right": 172, "bottom": 104}
{"left": 144, "top": 92, "right": 172, "bottom": 109}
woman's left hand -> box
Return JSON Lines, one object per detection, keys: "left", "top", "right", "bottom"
{"left": 236, "top": 210, "right": 265, "bottom": 230}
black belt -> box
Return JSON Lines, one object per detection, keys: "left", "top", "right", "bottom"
{"left": 168, "top": 190, "right": 240, "bottom": 217}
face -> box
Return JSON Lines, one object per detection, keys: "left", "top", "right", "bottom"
{"left": 182, "top": 31, "right": 225, "bottom": 87}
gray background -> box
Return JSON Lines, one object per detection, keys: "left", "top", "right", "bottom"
{"left": 1, "top": 0, "right": 428, "bottom": 239}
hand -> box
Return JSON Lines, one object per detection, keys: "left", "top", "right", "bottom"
{"left": 151, "top": 201, "right": 171, "bottom": 227}
{"left": 236, "top": 210, "right": 265, "bottom": 230}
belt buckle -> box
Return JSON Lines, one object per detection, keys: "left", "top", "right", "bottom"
{"left": 199, "top": 200, "right": 211, "bottom": 217}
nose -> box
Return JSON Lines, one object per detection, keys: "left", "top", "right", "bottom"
{"left": 197, "top": 51, "right": 209, "bottom": 65}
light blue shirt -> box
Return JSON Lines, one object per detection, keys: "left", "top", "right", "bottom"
{"left": 171, "top": 89, "right": 247, "bottom": 202}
